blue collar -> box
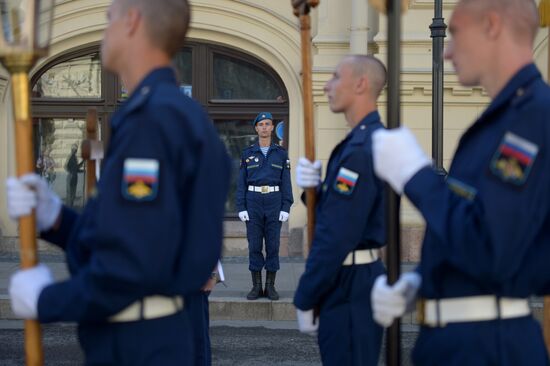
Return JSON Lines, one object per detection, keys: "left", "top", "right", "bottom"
{"left": 252, "top": 141, "right": 277, "bottom": 152}
{"left": 482, "top": 63, "right": 540, "bottom": 118}
{"left": 348, "top": 110, "right": 381, "bottom": 145}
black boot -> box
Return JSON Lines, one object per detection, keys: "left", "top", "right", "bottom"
{"left": 246, "top": 271, "right": 263, "bottom": 300}
{"left": 264, "top": 271, "right": 279, "bottom": 301}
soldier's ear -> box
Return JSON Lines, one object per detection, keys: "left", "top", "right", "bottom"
{"left": 484, "top": 10, "right": 503, "bottom": 40}
{"left": 124, "top": 7, "right": 142, "bottom": 37}
{"left": 355, "top": 75, "right": 369, "bottom": 94}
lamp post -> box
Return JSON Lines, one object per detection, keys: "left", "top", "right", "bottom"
{"left": 0, "top": 1, "right": 54, "bottom": 365}
{"left": 429, "top": 0, "right": 446, "bottom": 175}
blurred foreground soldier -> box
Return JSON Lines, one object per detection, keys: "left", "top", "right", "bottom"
{"left": 236, "top": 112, "right": 294, "bottom": 300}
{"left": 371, "top": 0, "right": 550, "bottom": 364}
{"left": 186, "top": 261, "right": 224, "bottom": 366}
{"left": 6, "top": 0, "right": 230, "bottom": 364}
{"left": 294, "top": 55, "right": 387, "bottom": 365}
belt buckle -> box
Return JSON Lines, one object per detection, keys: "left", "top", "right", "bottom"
{"left": 416, "top": 298, "right": 425, "bottom": 325}
{"left": 261, "top": 186, "right": 269, "bottom": 194}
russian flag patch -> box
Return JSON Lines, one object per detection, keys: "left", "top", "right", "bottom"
{"left": 122, "top": 158, "right": 159, "bottom": 201}
{"left": 334, "top": 167, "right": 359, "bottom": 195}
{"left": 490, "top": 132, "right": 538, "bottom": 185}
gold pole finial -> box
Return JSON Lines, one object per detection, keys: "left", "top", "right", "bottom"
{"left": 540, "top": 0, "right": 550, "bottom": 28}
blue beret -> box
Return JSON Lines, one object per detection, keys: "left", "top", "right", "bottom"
{"left": 253, "top": 112, "right": 273, "bottom": 126}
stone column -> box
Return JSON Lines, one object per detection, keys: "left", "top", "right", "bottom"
{"left": 350, "top": 0, "right": 368, "bottom": 54}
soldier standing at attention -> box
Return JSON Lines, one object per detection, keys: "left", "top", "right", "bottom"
{"left": 5, "top": 0, "right": 231, "bottom": 364}
{"left": 371, "top": 0, "right": 550, "bottom": 364}
{"left": 294, "top": 55, "right": 387, "bottom": 366}
{"left": 236, "top": 112, "right": 294, "bottom": 300}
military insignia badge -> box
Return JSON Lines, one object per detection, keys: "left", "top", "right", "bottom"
{"left": 286, "top": 159, "right": 291, "bottom": 169}
{"left": 447, "top": 177, "right": 477, "bottom": 200}
{"left": 122, "top": 158, "right": 159, "bottom": 201}
{"left": 334, "top": 167, "right": 359, "bottom": 195}
{"left": 490, "top": 132, "right": 538, "bottom": 185}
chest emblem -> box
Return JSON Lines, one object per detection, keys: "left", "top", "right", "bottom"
{"left": 334, "top": 167, "right": 359, "bottom": 195}
{"left": 490, "top": 132, "right": 538, "bottom": 185}
{"left": 122, "top": 158, "right": 159, "bottom": 201}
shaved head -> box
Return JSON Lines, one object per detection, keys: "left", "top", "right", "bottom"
{"left": 457, "top": 0, "right": 538, "bottom": 43}
{"left": 116, "top": 0, "right": 191, "bottom": 56}
{"left": 342, "top": 55, "right": 387, "bottom": 98}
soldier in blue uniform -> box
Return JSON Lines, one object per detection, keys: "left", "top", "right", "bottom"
{"left": 294, "top": 55, "right": 387, "bottom": 365}
{"left": 236, "top": 112, "right": 294, "bottom": 300}
{"left": 371, "top": 1, "right": 550, "bottom": 365}
{"left": 5, "top": 0, "right": 230, "bottom": 364}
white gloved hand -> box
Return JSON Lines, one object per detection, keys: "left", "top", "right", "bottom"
{"left": 296, "top": 309, "right": 319, "bottom": 336}
{"left": 238, "top": 210, "right": 249, "bottom": 222}
{"left": 371, "top": 272, "right": 422, "bottom": 327}
{"left": 296, "top": 158, "right": 322, "bottom": 188}
{"left": 9, "top": 264, "right": 54, "bottom": 319}
{"left": 279, "top": 211, "right": 289, "bottom": 222}
{"left": 372, "top": 127, "right": 431, "bottom": 194}
{"left": 6, "top": 174, "right": 61, "bottom": 231}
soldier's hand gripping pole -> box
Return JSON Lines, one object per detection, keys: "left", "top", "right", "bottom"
{"left": 11, "top": 70, "right": 44, "bottom": 366}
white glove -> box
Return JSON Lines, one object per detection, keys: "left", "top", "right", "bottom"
{"left": 9, "top": 264, "right": 54, "bottom": 319}
{"left": 238, "top": 210, "right": 249, "bottom": 222}
{"left": 296, "top": 309, "right": 319, "bottom": 336}
{"left": 296, "top": 157, "right": 322, "bottom": 188}
{"left": 279, "top": 211, "right": 289, "bottom": 222}
{"left": 371, "top": 272, "right": 421, "bottom": 328}
{"left": 372, "top": 127, "right": 431, "bottom": 194}
{"left": 6, "top": 174, "right": 62, "bottom": 231}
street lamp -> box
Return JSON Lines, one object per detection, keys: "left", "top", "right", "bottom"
{"left": 0, "top": 1, "right": 54, "bottom": 365}
{"left": 430, "top": 0, "right": 447, "bottom": 175}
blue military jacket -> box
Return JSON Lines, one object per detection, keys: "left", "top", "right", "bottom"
{"left": 294, "top": 111, "right": 386, "bottom": 310}
{"left": 38, "top": 68, "right": 231, "bottom": 323}
{"left": 236, "top": 142, "right": 293, "bottom": 212}
{"left": 405, "top": 64, "right": 550, "bottom": 299}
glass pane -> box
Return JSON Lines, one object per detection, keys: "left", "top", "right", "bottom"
{"left": 1, "top": 0, "right": 25, "bottom": 45}
{"left": 213, "top": 53, "right": 283, "bottom": 100}
{"left": 33, "top": 118, "right": 88, "bottom": 210}
{"left": 214, "top": 119, "right": 261, "bottom": 213}
{"left": 174, "top": 48, "right": 192, "bottom": 96}
{"left": 32, "top": 53, "right": 102, "bottom": 98}
{"left": 120, "top": 49, "right": 192, "bottom": 99}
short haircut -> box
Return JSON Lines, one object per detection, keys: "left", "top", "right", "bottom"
{"left": 118, "top": 0, "right": 191, "bottom": 56}
{"left": 458, "top": 0, "right": 538, "bottom": 43}
{"left": 345, "top": 55, "right": 387, "bottom": 98}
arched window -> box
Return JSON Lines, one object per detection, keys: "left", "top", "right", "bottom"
{"left": 31, "top": 42, "right": 290, "bottom": 214}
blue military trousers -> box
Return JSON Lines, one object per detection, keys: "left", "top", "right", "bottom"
{"left": 186, "top": 292, "right": 212, "bottom": 366}
{"left": 412, "top": 315, "right": 549, "bottom": 365}
{"left": 318, "top": 260, "right": 385, "bottom": 366}
{"left": 245, "top": 191, "right": 282, "bottom": 272}
{"left": 77, "top": 309, "right": 193, "bottom": 365}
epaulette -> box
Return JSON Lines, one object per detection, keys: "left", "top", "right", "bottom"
{"left": 511, "top": 86, "right": 534, "bottom": 109}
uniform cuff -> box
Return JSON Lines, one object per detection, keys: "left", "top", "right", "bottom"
{"left": 293, "top": 291, "right": 314, "bottom": 311}
{"left": 403, "top": 166, "right": 443, "bottom": 209}
{"left": 40, "top": 206, "right": 79, "bottom": 249}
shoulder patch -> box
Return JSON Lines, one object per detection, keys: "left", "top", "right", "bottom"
{"left": 490, "top": 132, "right": 538, "bottom": 185}
{"left": 334, "top": 167, "right": 359, "bottom": 195}
{"left": 122, "top": 158, "right": 159, "bottom": 201}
